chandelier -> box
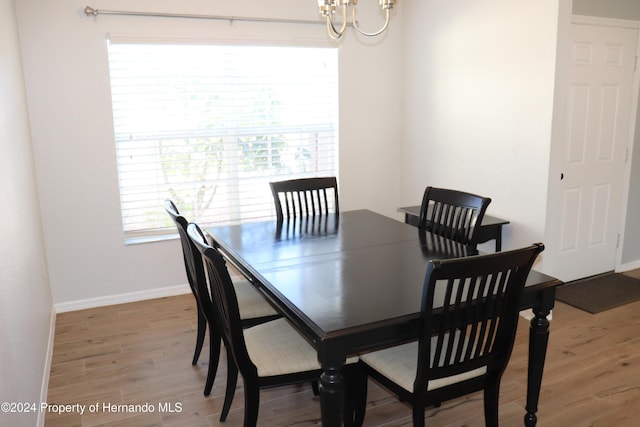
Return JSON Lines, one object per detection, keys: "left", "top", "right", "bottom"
{"left": 317, "top": 0, "right": 397, "bottom": 40}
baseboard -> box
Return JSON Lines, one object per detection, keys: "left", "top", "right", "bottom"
{"left": 54, "top": 284, "right": 190, "bottom": 313}
{"left": 618, "top": 258, "right": 640, "bottom": 273}
{"left": 37, "top": 307, "right": 56, "bottom": 427}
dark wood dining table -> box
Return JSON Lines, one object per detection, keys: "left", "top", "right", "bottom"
{"left": 208, "top": 209, "right": 561, "bottom": 427}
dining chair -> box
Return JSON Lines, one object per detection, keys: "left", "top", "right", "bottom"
{"left": 187, "top": 222, "right": 360, "bottom": 426}
{"left": 355, "top": 243, "right": 545, "bottom": 427}
{"left": 164, "top": 200, "right": 207, "bottom": 365}
{"left": 164, "top": 200, "right": 280, "bottom": 396}
{"left": 418, "top": 186, "right": 491, "bottom": 248}
{"left": 269, "top": 177, "right": 339, "bottom": 222}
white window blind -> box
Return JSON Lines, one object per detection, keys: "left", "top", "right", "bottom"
{"left": 106, "top": 41, "right": 339, "bottom": 238}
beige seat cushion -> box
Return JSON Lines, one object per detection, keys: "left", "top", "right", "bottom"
{"left": 235, "top": 279, "right": 279, "bottom": 319}
{"left": 360, "top": 334, "right": 486, "bottom": 392}
{"left": 244, "top": 318, "right": 358, "bottom": 377}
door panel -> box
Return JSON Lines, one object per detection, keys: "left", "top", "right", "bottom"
{"left": 560, "top": 188, "right": 581, "bottom": 253}
{"left": 556, "top": 23, "right": 637, "bottom": 281}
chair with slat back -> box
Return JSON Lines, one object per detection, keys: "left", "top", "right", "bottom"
{"left": 187, "top": 222, "right": 359, "bottom": 426}
{"left": 164, "top": 200, "right": 280, "bottom": 397}
{"left": 164, "top": 200, "right": 207, "bottom": 366}
{"left": 419, "top": 186, "right": 491, "bottom": 249}
{"left": 355, "top": 243, "right": 545, "bottom": 427}
{"left": 270, "top": 177, "right": 339, "bottom": 222}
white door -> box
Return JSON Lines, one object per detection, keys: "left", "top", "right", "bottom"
{"left": 556, "top": 23, "right": 638, "bottom": 282}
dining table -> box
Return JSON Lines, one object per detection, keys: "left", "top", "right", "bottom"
{"left": 208, "top": 209, "right": 561, "bottom": 427}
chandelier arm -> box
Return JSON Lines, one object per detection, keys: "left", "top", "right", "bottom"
{"left": 351, "top": 7, "right": 391, "bottom": 37}
{"left": 327, "top": 4, "right": 348, "bottom": 39}
{"left": 326, "top": 18, "right": 344, "bottom": 40}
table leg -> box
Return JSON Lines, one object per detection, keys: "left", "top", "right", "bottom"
{"left": 320, "top": 367, "right": 344, "bottom": 427}
{"left": 495, "top": 225, "right": 503, "bottom": 252}
{"left": 404, "top": 213, "right": 419, "bottom": 227}
{"left": 524, "top": 293, "right": 553, "bottom": 427}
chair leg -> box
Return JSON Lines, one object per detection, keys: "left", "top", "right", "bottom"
{"left": 342, "top": 368, "right": 355, "bottom": 427}
{"left": 243, "top": 380, "right": 260, "bottom": 427}
{"left": 204, "top": 327, "right": 221, "bottom": 396}
{"left": 192, "top": 308, "right": 207, "bottom": 365}
{"left": 311, "top": 380, "right": 320, "bottom": 396}
{"left": 220, "top": 354, "right": 238, "bottom": 422}
{"left": 353, "top": 366, "right": 368, "bottom": 427}
{"left": 484, "top": 380, "right": 500, "bottom": 427}
{"left": 341, "top": 365, "right": 368, "bottom": 427}
{"left": 412, "top": 405, "right": 426, "bottom": 427}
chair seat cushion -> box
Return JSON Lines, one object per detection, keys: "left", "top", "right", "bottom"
{"left": 360, "top": 336, "right": 486, "bottom": 392}
{"left": 235, "top": 279, "right": 279, "bottom": 319}
{"left": 244, "top": 318, "right": 357, "bottom": 377}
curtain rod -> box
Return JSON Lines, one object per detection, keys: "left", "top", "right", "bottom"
{"left": 83, "top": 6, "right": 322, "bottom": 26}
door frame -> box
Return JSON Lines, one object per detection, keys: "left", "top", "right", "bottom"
{"left": 547, "top": 15, "right": 640, "bottom": 280}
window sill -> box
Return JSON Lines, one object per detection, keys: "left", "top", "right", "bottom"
{"left": 124, "top": 233, "right": 178, "bottom": 246}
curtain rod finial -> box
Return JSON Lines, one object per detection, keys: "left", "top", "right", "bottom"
{"left": 84, "top": 6, "right": 98, "bottom": 16}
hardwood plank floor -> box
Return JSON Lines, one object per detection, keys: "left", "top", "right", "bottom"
{"left": 45, "top": 293, "right": 640, "bottom": 426}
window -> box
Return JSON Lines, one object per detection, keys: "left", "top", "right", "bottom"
{"left": 107, "top": 40, "right": 339, "bottom": 239}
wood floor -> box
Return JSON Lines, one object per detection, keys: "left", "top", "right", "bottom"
{"left": 45, "top": 291, "right": 640, "bottom": 426}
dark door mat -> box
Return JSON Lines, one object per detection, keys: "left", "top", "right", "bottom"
{"left": 556, "top": 272, "right": 640, "bottom": 314}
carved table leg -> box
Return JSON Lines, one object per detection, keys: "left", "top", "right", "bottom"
{"left": 320, "top": 367, "right": 344, "bottom": 427}
{"left": 524, "top": 290, "right": 554, "bottom": 427}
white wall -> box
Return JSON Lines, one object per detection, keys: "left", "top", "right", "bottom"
{"left": 400, "top": 0, "right": 561, "bottom": 269}
{"left": 0, "top": 0, "right": 55, "bottom": 424}
{"left": 14, "top": 0, "right": 404, "bottom": 306}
